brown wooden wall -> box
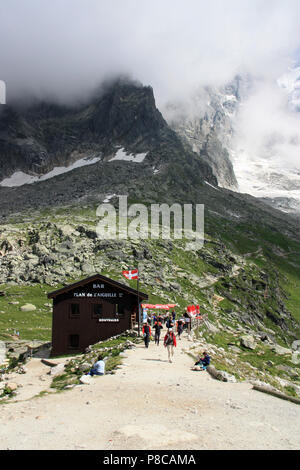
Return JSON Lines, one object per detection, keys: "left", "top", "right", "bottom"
{"left": 50, "top": 279, "right": 138, "bottom": 356}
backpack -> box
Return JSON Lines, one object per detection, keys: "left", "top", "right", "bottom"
{"left": 144, "top": 325, "right": 150, "bottom": 336}
{"left": 203, "top": 355, "right": 211, "bottom": 366}
{"left": 165, "top": 333, "right": 173, "bottom": 345}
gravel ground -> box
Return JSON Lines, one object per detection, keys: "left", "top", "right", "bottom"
{"left": 0, "top": 329, "right": 299, "bottom": 450}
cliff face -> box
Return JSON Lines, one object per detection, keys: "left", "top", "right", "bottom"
{"left": 0, "top": 79, "right": 216, "bottom": 186}
{"left": 165, "top": 75, "right": 251, "bottom": 190}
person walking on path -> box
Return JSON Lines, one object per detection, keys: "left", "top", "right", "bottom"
{"left": 164, "top": 328, "right": 177, "bottom": 363}
{"left": 142, "top": 321, "right": 151, "bottom": 348}
{"left": 177, "top": 319, "right": 184, "bottom": 340}
{"left": 166, "top": 315, "right": 174, "bottom": 329}
{"left": 153, "top": 319, "right": 163, "bottom": 346}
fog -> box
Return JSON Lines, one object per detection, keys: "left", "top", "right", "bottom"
{"left": 233, "top": 78, "right": 300, "bottom": 170}
{"left": 1, "top": 0, "right": 300, "bottom": 182}
{"left": 1, "top": 0, "right": 300, "bottom": 107}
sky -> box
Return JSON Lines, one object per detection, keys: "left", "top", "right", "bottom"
{"left": 1, "top": 0, "right": 300, "bottom": 106}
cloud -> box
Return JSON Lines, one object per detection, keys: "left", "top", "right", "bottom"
{"left": 1, "top": 0, "right": 300, "bottom": 107}
{"left": 232, "top": 71, "right": 300, "bottom": 170}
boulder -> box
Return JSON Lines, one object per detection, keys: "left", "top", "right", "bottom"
{"left": 272, "top": 345, "right": 292, "bottom": 356}
{"left": 79, "top": 374, "right": 91, "bottom": 385}
{"left": 203, "top": 320, "right": 220, "bottom": 334}
{"left": 5, "top": 382, "right": 18, "bottom": 392}
{"left": 292, "top": 352, "right": 300, "bottom": 365}
{"left": 240, "top": 335, "right": 257, "bottom": 350}
{"left": 9, "top": 346, "right": 29, "bottom": 361}
{"left": 78, "top": 363, "right": 91, "bottom": 373}
{"left": 48, "top": 363, "right": 65, "bottom": 377}
{"left": 291, "top": 340, "right": 300, "bottom": 351}
{"left": 20, "top": 304, "right": 37, "bottom": 312}
{"left": 81, "top": 262, "right": 95, "bottom": 274}
{"left": 206, "top": 365, "right": 236, "bottom": 382}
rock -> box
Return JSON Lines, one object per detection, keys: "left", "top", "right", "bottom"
{"left": 203, "top": 320, "right": 220, "bottom": 334}
{"left": 79, "top": 374, "right": 91, "bottom": 385}
{"left": 291, "top": 340, "right": 300, "bottom": 351}
{"left": 250, "top": 380, "right": 273, "bottom": 389}
{"left": 272, "top": 345, "right": 292, "bottom": 356}
{"left": 5, "top": 382, "right": 18, "bottom": 392}
{"left": 119, "top": 353, "right": 128, "bottom": 358}
{"left": 240, "top": 335, "right": 257, "bottom": 350}
{"left": 9, "top": 346, "right": 29, "bottom": 361}
{"left": 81, "top": 262, "right": 95, "bottom": 274}
{"left": 169, "top": 282, "right": 181, "bottom": 292}
{"left": 78, "top": 363, "right": 91, "bottom": 373}
{"left": 206, "top": 365, "right": 230, "bottom": 382}
{"left": 20, "top": 304, "right": 37, "bottom": 312}
{"left": 292, "top": 352, "right": 299, "bottom": 365}
{"left": 41, "top": 359, "right": 59, "bottom": 367}
{"left": 218, "top": 370, "right": 237, "bottom": 383}
{"left": 48, "top": 363, "right": 65, "bottom": 377}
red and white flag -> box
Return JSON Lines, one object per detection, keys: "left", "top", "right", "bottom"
{"left": 122, "top": 269, "right": 139, "bottom": 280}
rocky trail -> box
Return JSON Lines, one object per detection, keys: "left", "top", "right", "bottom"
{"left": 0, "top": 327, "right": 299, "bottom": 450}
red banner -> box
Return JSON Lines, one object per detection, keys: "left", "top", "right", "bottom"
{"left": 187, "top": 305, "right": 200, "bottom": 316}
{"left": 141, "top": 304, "right": 177, "bottom": 310}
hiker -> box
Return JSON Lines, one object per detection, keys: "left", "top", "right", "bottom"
{"left": 153, "top": 319, "right": 163, "bottom": 346}
{"left": 142, "top": 321, "right": 151, "bottom": 348}
{"left": 172, "top": 310, "right": 176, "bottom": 322}
{"left": 192, "top": 351, "right": 211, "bottom": 371}
{"left": 88, "top": 355, "right": 105, "bottom": 376}
{"left": 177, "top": 319, "right": 184, "bottom": 340}
{"left": 183, "top": 313, "right": 189, "bottom": 330}
{"left": 166, "top": 315, "right": 174, "bottom": 329}
{"left": 164, "top": 328, "right": 177, "bottom": 363}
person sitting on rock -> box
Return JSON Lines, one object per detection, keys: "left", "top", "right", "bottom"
{"left": 88, "top": 355, "right": 105, "bottom": 376}
{"left": 191, "top": 351, "right": 211, "bottom": 371}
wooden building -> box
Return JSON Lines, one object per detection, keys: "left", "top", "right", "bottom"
{"left": 48, "top": 274, "right": 148, "bottom": 357}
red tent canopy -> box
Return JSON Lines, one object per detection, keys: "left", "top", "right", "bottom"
{"left": 142, "top": 304, "right": 177, "bottom": 310}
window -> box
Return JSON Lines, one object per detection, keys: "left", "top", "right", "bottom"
{"left": 115, "top": 303, "right": 125, "bottom": 317}
{"left": 92, "top": 303, "right": 103, "bottom": 318}
{"left": 70, "top": 303, "right": 80, "bottom": 318}
{"left": 69, "top": 334, "right": 79, "bottom": 349}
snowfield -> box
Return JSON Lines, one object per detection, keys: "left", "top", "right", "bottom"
{"left": 0, "top": 156, "right": 102, "bottom": 187}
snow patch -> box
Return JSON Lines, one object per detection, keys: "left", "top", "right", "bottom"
{"left": 205, "top": 181, "right": 220, "bottom": 191}
{"left": 103, "top": 194, "right": 117, "bottom": 203}
{"left": 0, "top": 156, "right": 101, "bottom": 187}
{"left": 110, "top": 148, "right": 148, "bottom": 163}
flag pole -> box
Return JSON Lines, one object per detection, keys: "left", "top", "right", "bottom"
{"left": 137, "top": 263, "right": 140, "bottom": 337}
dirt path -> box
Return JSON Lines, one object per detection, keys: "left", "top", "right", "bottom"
{"left": 0, "top": 328, "right": 300, "bottom": 450}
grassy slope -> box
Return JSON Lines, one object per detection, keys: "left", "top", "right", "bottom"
{"left": 0, "top": 203, "right": 300, "bottom": 342}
